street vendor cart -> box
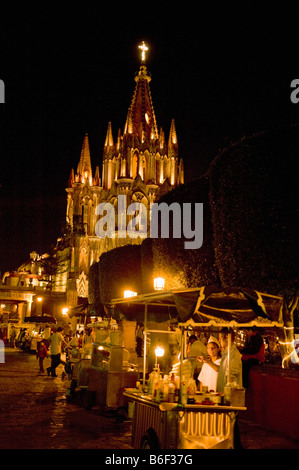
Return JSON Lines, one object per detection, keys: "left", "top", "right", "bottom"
{"left": 66, "top": 308, "right": 138, "bottom": 412}
{"left": 123, "top": 391, "right": 245, "bottom": 449}
{"left": 77, "top": 341, "right": 138, "bottom": 411}
{"left": 111, "top": 286, "right": 286, "bottom": 449}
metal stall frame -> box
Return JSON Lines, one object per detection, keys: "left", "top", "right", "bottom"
{"left": 111, "top": 286, "right": 286, "bottom": 449}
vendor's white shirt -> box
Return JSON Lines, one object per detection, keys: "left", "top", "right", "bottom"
{"left": 49, "top": 332, "right": 64, "bottom": 355}
{"left": 216, "top": 344, "right": 243, "bottom": 393}
{"left": 198, "top": 358, "right": 221, "bottom": 392}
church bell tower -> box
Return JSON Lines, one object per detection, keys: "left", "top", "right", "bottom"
{"left": 62, "top": 42, "right": 184, "bottom": 306}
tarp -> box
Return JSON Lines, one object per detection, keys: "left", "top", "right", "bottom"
{"left": 110, "top": 286, "right": 285, "bottom": 327}
{"left": 68, "top": 301, "right": 107, "bottom": 318}
{"left": 24, "top": 315, "right": 57, "bottom": 324}
{"left": 175, "top": 286, "right": 285, "bottom": 327}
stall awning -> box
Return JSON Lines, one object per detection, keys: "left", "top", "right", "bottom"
{"left": 68, "top": 301, "right": 108, "bottom": 318}
{"left": 24, "top": 315, "right": 57, "bottom": 324}
{"left": 111, "top": 286, "right": 286, "bottom": 327}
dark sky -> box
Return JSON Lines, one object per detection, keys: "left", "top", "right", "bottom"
{"left": 1, "top": 4, "right": 299, "bottom": 272}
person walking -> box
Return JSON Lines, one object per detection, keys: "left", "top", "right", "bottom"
{"left": 47, "top": 327, "right": 70, "bottom": 377}
{"left": 9, "top": 326, "right": 17, "bottom": 348}
{"left": 36, "top": 340, "right": 48, "bottom": 373}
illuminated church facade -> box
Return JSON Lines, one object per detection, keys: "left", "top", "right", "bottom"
{"left": 55, "top": 44, "right": 184, "bottom": 306}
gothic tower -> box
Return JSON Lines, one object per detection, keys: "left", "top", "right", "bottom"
{"left": 60, "top": 43, "right": 184, "bottom": 306}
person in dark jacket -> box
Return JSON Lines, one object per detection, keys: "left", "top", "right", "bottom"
{"left": 241, "top": 327, "right": 265, "bottom": 388}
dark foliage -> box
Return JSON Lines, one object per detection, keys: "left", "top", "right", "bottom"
{"left": 98, "top": 244, "right": 143, "bottom": 302}
{"left": 209, "top": 124, "right": 299, "bottom": 297}
{"left": 151, "top": 176, "right": 220, "bottom": 288}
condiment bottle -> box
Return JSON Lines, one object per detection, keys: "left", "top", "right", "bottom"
{"left": 168, "top": 381, "right": 175, "bottom": 402}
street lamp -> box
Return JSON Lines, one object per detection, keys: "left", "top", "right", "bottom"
{"left": 154, "top": 345, "right": 164, "bottom": 369}
{"left": 36, "top": 297, "right": 43, "bottom": 315}
{"left": 62, "top": 307, "right": 69, "bottom": 316}
{"left": 124, "top": 290, "right": 137, "bottom": 298}
{"left": 154, "top": 277, "right": 165, "bottom": 291}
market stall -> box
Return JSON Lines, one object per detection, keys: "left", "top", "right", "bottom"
{"left": 66, "top": 306, "right": 138, "bottom": 412}
{"left": 111, "top": 286, "right": 286, "bottom": 449}
{"left": 23, "top": 315, "right": 56, "bottom": 352}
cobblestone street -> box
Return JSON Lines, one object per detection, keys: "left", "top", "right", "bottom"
{"left": 1, "top": 348, "right": 298, "bottom": 450}
{"left": 0, "top": 349, "right": 133, "bottom": 449}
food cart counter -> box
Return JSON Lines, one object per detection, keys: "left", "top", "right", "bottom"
{"left": 124, "top": 390, "right": 246, "bottom": 449}
{"left": 69, "top": 342, "right": 138, "bottom": 411}
{"left": 111, "top": 287, "right": 286, "bottom": 449}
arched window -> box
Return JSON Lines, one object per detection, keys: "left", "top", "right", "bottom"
{"left": 132, "top": 152, "right": 138, "bottom": 179}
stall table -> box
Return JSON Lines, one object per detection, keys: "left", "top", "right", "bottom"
{"left": 124, "top": 391, "right": 246, "bottom": 449}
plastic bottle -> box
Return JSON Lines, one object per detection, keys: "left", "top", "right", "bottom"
{"left": 148, "top": 368, "right": 159, "bottom": 395}
{"left": 187, "top": 378, "right": 196, "bottom": 395}
{"left": 168, "top": 381, "right": 175, "bottom": 402}
{"left": 163, "top": 375, "right": 169, "bottom": 402}
{"left": 181, "top": 376, "right": 187, "bottom": 405}
{"left": 223, "top": 383, "right": 231, "bottom": 405}
{"left": 147, "top": 370, "right": 154, "bottom": 395}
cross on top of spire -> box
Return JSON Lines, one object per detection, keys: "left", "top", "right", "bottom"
{"left": 138, "top": 41, "right": 149, "bottom": 63}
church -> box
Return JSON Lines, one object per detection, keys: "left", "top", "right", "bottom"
{"left": 54, "top": 43, "right": 184, "bottom": 308}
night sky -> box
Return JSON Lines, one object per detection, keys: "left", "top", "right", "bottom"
{"left": 0, "top": 4, "right": 299, "bottom": 272}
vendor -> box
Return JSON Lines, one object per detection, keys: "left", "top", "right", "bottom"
{"left": 197, "top": 336, "right": 221, "bottom": 391}
{"left": 216, "top": 328, "right": 242, "bottom": 393}
{"left": 241, "top": 326, "right": 265, "bottom": 388}
{"left": 187, "top": 334, "right": 206, "bottom": 382}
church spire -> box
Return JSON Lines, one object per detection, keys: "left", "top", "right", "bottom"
{"left": 168, "top": 119, "right": 178, "bottom": 157}
{"left": 76, "top": 133, "right": 92, "bottom": 184}
{"left": 104, "top": 122, "right": 114, "bottom": 148}
{"left": 124, "top": 43, "right": 158, "bottom": 143}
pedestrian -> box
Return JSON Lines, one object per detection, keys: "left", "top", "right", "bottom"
{"left": 198, "top": 336, "right": 221, "bottom": 391}
{"left": 42, "top": 324, "right": 51, "bottom": 349}
{"left": 78, "top": 331, "right": 83, "bottom": 348}
{"left": 136, "top": 323, "right": 144, "bottom": 357}
{"left": 46, "top": 327, "right": 70, "bottom": 377}
{"left": 168, "top": 322, "right": 181, "bottom": 366}
{"left": 36, "top": 340, "right": 48, "bottom": 373}
{"left": 83, "top": 328, "right": 93, "bottom": 347}
{"left": 9, "top": 326, "right": 17, "bottom": 348}
{"left": 187, "top": 334, "right": 207, "bottom": 382}
{"left": 241, "top": 327, "right": 265, "bottom": 388}
{"left": 217, "top": 327, "right": 243, "bottom": 449}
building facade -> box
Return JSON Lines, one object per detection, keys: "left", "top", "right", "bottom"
{"left": 55, "top": 55, "right": 184, "bottom": 307}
